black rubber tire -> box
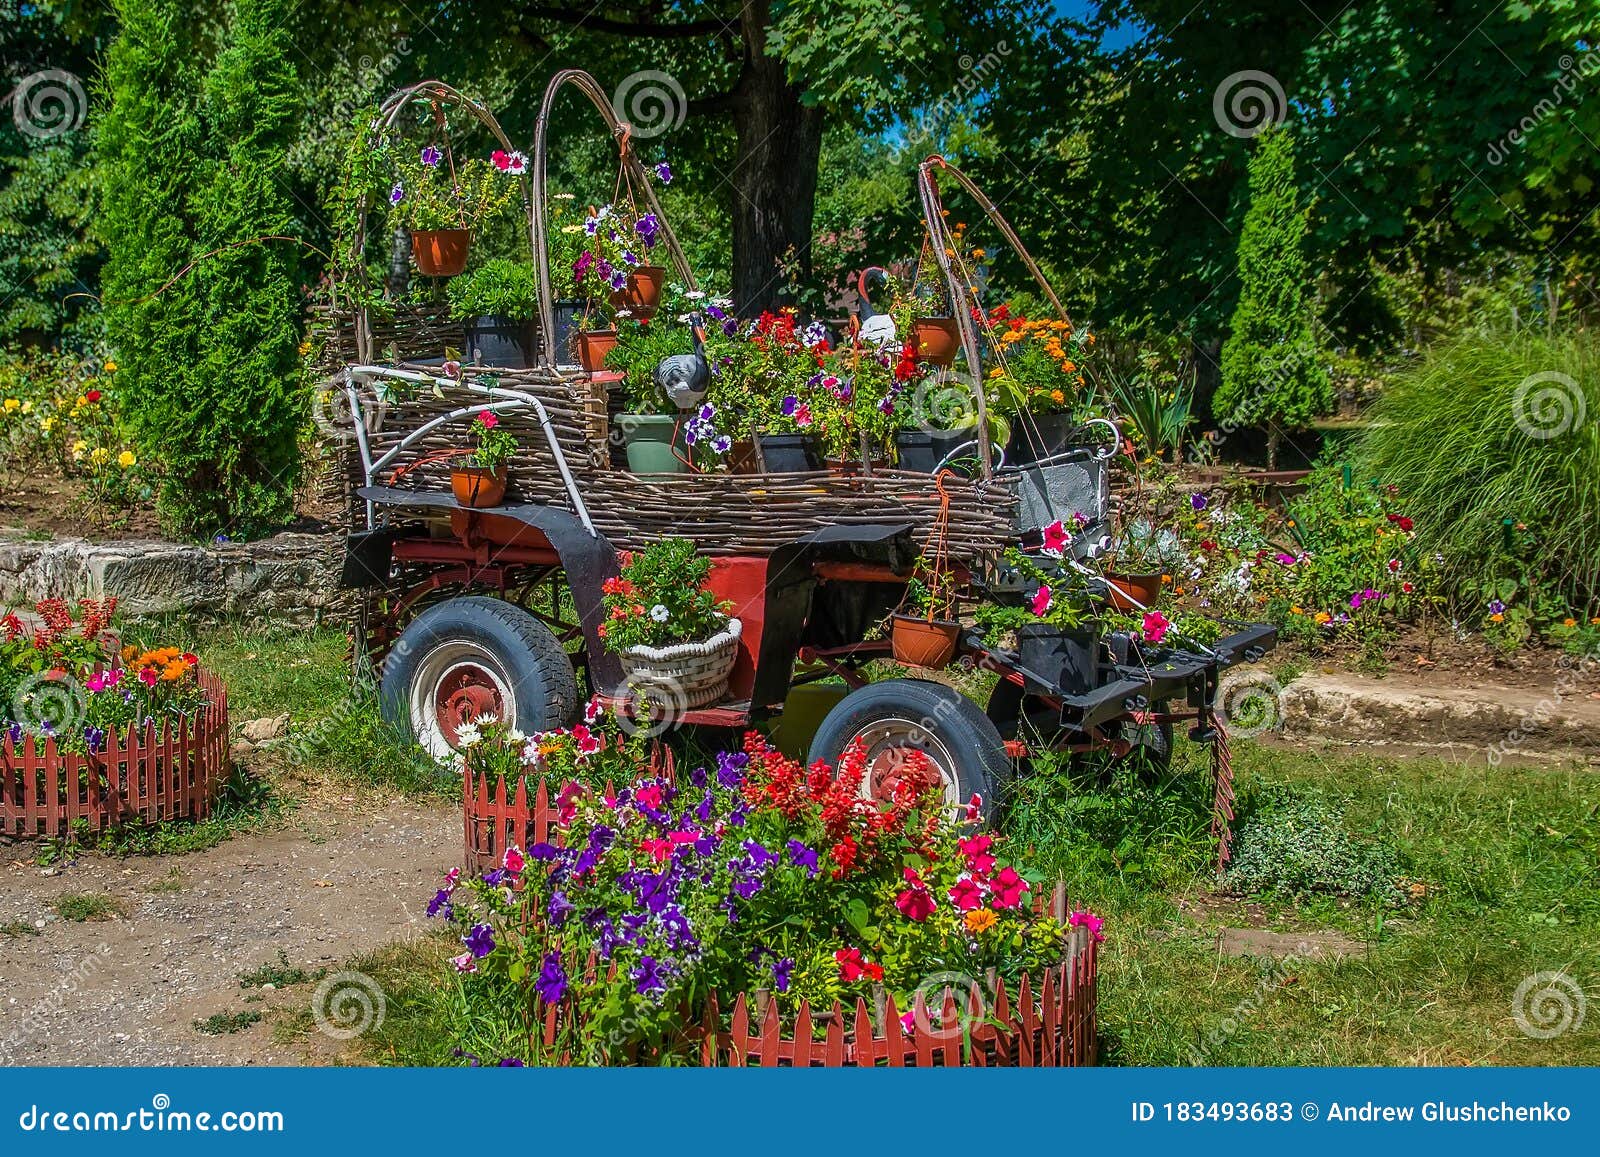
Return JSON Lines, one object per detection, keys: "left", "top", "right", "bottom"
{"left": 380, "top": 595, "right": 578, "bottom": 756}
{"left": 807, "top": 679, "right": 1010, "bottom": 820}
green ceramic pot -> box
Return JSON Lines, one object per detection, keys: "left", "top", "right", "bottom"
{"left": 621, "top": 414, "right": 685, "bottom": 474}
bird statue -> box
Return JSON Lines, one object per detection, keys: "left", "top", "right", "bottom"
{"left": 655, "top": 312, "right": 710, "bottom": 409}
{"left": 856, "top": 266, "right": 898, "bottom": 349}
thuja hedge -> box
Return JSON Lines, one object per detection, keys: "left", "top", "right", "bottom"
{"left": 98, "top": 0, "right": 306, "bottom": 538}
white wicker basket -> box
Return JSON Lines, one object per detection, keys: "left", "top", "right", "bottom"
{"left": 618, "top": 617, "right": 743, "bottom": 709}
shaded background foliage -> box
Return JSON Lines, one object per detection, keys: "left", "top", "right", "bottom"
{"left": 3, "top": 0, "right": 1598, "bottom": 535}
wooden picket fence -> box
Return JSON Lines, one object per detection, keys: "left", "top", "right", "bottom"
{"left": 702, "top": 939, "right": 1097, "bottom": 1067}
{"left": 0, "top": 670, "right": 230, "bottom": 839}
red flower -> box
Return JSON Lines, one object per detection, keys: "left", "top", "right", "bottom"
{"left": 990, "top": 865, "right": 1029, "bottom": 909}
{"left": 1200, "top": 539, "right": 1216, "bottom": 552}
{"left": 835, "top": 947, "right": 865, "bottom": 983}
{"left": 965, "top": 793, "right": 983, "bottom": 823}
{"left": 948, "top": 876, "right": 985, "bottom": 911}
{"left": 828, "top": 835, "right": 859, "bottom": 878}
{"left": 491, "top": 149, "right": 512, "bottom": 172}
{"left": 958, "top": 834, "right": 996, "bottom": 876}
{"left": 1402, "top": 581, "right": 1415, "bottom": 594}
{"left": 477, "top": 409, "right": 500, "bottom": 429}
{"left": 1041, "top": 519, "right": 1069, "bottom": 557}
{"left": 84, "top": 389, "right": 101, "bottom": 403}
{"left": 1386, "top": 513, "right": 1414, "bottom": 532}
{"left": 863, "top": 961, "right": 884, "bottom": 982}
{"left": 895, "top": 886, "right": 935, "bottom": 921}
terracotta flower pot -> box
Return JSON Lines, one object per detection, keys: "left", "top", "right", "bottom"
{"left": 608, "top": 265, "right": 666, "bottom": 318}
{"left": 451, "top": 465, "right": 507, "bottom": 508}
{"left": 411, "top": 229, "right": 471, "bottom": 277}
{"left": 577, "top": 329, "right": 619, "bottom": 373}
{"left": 891, "top": 614, "right": 961, "bottom": 670}
{"left": 912, "top": 316, "right": 961, "bottom": 367}
{"left": 1104, "top": 571, "right": 1162, "bottom": 612}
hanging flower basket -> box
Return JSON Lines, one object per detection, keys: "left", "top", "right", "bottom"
{"left": 412, "top": 228, "right": 472, "bottom": 277}
{"left": 890, "top": 614, "right": 960, "bottom": 669}
{"left": 912, "top": 316, "right": 961, "bottom": 366}
{"left": 618, "top": 617, "right": 742, "bottom": 709}
{"left": 608, "top": 265, "right": 666, "bottom": 317}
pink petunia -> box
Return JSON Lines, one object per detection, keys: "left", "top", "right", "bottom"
{"left": 1041, "top": 519, "right": 1069, "bottom": 558}
{"left": 502, "top": 846, "right": 525, "bottom": 874}
{"left": 948, "top": 875, "right": 986, "bottom": 911}
{"left": 477, "top": 409, "right": 499, "bottom": 429}
{"left": 1141, "top": 610, "right": 1170, "bottom": 644}
{"left": 1031, "top": 584, "right": 1052, "bottom": 616}
{"left": 990, "top": 866, "right": 1029, "bottom": 909}
{"left": 1069, "top": 909, "right": 1106, "bottom": 943}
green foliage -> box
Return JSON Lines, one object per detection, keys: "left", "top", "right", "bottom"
{"left": 99, "top": 0, "right": 308, "bottom": 538}
{"left": 385, "top": 147, "right": 520, "bottom": 232}
{"left": 192, "top": 1010, "right": 262, "bottom": 1035}
{"left": 1097, "top": 347, "right": 1195, "bottom": 462}
{"left": 239, "top": 949, "right": 327, "bottom": 989}
{"left": 1215, "top": 125, "right": 1331, "bottom": 450}
{"left": 1226, "top": 789, "right": 1406, "bottom": 906}
{"left": 1353, "top": 330, "right": 1600, "bottom": 617}
{"left": 464, "top": 410, "right": 516, "bottom": 471}
{"left": 600, "top": 537, "right": 732, "bottom": 652}
{"left": 0, "top": 138, "right": 102, "bottom": 342}
{"left": 54, "top": 892, "right": 128, "bottom": 922}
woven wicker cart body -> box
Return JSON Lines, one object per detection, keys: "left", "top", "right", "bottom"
{"left": 618, "top": 617, "right": 742, "bottom": 708}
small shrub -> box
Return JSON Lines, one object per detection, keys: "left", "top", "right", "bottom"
{"left": 1226, "top": 791, "right": 1404, "bottom": 905}
{"left": 239, "top": 949, "right": 326, "bottom": 989}
{"left": 0, "top": 919, "right": 41, "bottom": 937}
{"left": 55, "top": 893, "right": 128, "bottom": 922}
{"left": 192, "top": 1011, "right": 262, "bottom": 1035}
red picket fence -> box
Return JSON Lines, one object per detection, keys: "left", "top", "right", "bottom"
{"left": 702, "top": 943, "right": 1097, "bottom": 1067}
{"left": 0, "top": 670, "right": 230, "bottom": 839}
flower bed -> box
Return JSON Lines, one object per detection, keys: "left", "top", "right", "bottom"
{"left": 0, "top": 600, "right": 228, "bottom": 839}
{"left": 440, "top": 725, "right": 1102, "bottom": 1067}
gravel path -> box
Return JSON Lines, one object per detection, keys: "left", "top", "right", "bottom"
{"left": 0, "top": 796, "right": 457, "bottom": 1066}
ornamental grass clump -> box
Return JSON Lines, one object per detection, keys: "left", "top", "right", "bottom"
{"left": 431, "top": 731, "right": 1093, "bottom": 1063}
{"left": 1354, "top": 330, "right": 1600, "bottom": 618}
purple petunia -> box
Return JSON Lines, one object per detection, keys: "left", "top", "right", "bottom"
{"left": 389, "top": 183, "right": 404, "bottom": 205}
{"left": 786, "top": 839, "right": 819, "bottom": 877}
{"left": 1191, "top": 493, "right": 1208, "bottom": 511}
{"left": 1488, "top": 598, "right": 1506, "bottom": 615}
{"left": 633, "top": 955, "right": 667, "bottom": 995}
{"left": 653, "top": 161, "right": 673, "bottom": 183}
{"left": 635, "top": 213, "right": 661, "bottom": 249}
{"left": 420, "top": 145, "right": 442, "bottom": 168}
{"left": 463, "top": 923, "right": 496, "bottom": 959}
{"left": 426, "top": 888, "right": 453, "bottom": 919}
{"left": 534, "top": 953, "right": 567, "bottom": 1004}
{"left": 781, "top": 395, "right": 799, "bottom": 418}
{"left": 772, "top": 957, "right": 794, "bottom": 993}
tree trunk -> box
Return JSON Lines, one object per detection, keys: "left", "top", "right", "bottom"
{"left": 1266, "top": 426, "right": 1281, "bottom": 471}
{"left": 730, "top": 0, "right": 823, "bottom": 313}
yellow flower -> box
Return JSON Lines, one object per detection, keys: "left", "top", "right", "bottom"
{"left": 971, "top": 248, "right": 987, "bottom": 259}
{"left": 2, "top": 399, "right": 17, "bottom": 413}
{"left": 104, "top": 360, "right": 117, "bottom": 372}
{"left": 964, "top": 909, "right": 998, "bottom": 934}
{"left": 20, "top": 400, "right": 31, "bottom": 414}
{"left": 76, "top": 395, "right": 87, "bottom": 408}
{"left": 39, "top": 417, "right": 55, "bottom": 434}
{"left": 117, "top": 450, "right": 137, "bottom": 469}
{"left": 1290, "top": 605, "right": 1303, "bottom": 615}
{"left": 1050, "top": 389, "right": 1066, "bottom": 404}
{"left": 90, "top": 446, "right": 109, "bottom": 465}
{"left": 987, "top": 366, "right": 1005, "bottom": 379}
{"left": 1315, "top": 611, "right": 1332, "bottom": 624}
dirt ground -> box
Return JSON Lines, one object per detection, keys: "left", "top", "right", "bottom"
{"left": 0, "top": 795, "right": 457, "bottom": 1066}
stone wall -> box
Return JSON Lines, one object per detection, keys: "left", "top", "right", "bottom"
{"left": 0, "top": 532, "right": 355, "bottom": 626}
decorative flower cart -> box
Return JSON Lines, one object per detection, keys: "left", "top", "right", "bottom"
{"left": 319, "top": 70, "right": 1274, "bottom": 874}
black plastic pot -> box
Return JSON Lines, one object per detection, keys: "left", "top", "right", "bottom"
{"left": 1015, "top": 622, "right": 1101, "bottom": 696}
{"left": 1005, "top": 412, "right": 1078, "bottom": 466}
{"left": 895, "top": 428, "right": 980, "bottom": 473}
{"left": 464, "top": 316, "right": 536, "bottom": 369}
{"left": 549, "top": 299, "right": 587, "bottom": 368}
{"left": 756, "top": 433, "right": 822, "bottom": 473}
